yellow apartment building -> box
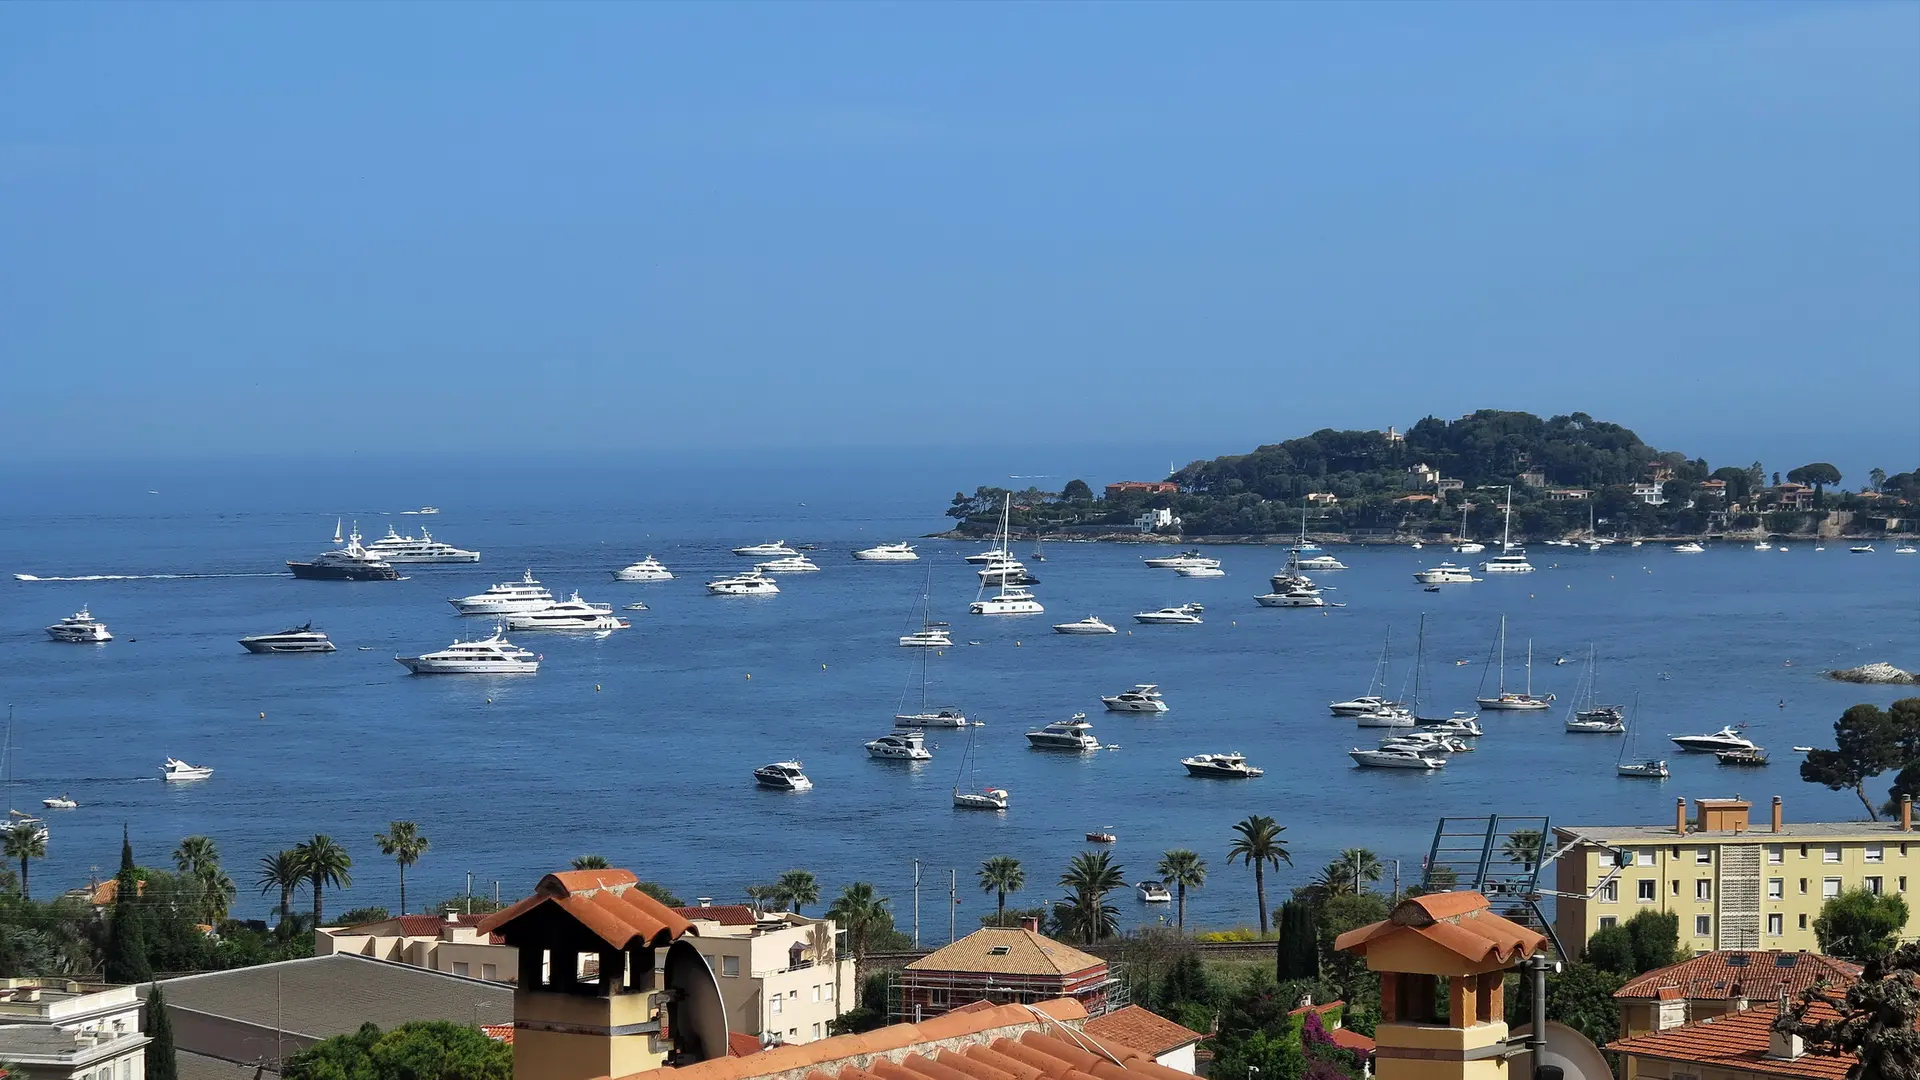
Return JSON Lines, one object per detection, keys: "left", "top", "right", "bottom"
{"left": 1554, "top": 794, "right": 1920, "bottom": 959}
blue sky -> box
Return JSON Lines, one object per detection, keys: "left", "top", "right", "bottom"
{"left": 2, "top": 2, "right": 1915, "bottom": 478}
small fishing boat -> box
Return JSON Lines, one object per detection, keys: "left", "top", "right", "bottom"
{"left": 1085, "top": 831, "right": 1118, "bottom": 844}
{"left": 1717, "top": 746, "right": 1770, "bottom": 767}
{"left": 41, "top": 794, "right": 77, "bottom": 809}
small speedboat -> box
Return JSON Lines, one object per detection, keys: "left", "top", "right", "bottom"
{"left": 753, "top": 761, "right": 812, "bottom": 791}
{"left": 1133, "top": 604, "right": 1204, "bottom": 625}
{"left": 1850, "top": 544, "right": 1874, "bottom": 554}
{"left": 1085, "top": 831, "right": 1118, "bottom": 844}
{"left": 161, "top": 757, "right": 213, "bottom": 782}
{"left": 1670, "top": 726, "right": 1757, "bottom": 753}
{"left": 1672, "top": 542, "right": 1706, "bottom": 554}
{"left": 1618, "top": 759, "right": 1670, "bottom": 779}
{"left": 1137, "top": 881, "right": 1172, "bottom": 903}
{"left": 41, "top": 795, "right": 77, "bottom": 809}
{"left": 1053, "top": 616, "right": 1117, "bottom": 635}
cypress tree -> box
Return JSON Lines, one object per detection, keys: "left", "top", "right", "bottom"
{"left": 121, "top": 824, "right": 135, "bottom": 876}
{"left": 145, "top": 983, "right": 178, "bottom": 1080}
{"left": 1276, "top": 901, "right": 1319, "bottom": 980}
{"left": 106, "top": 890, "right": 152, "bottom": 983}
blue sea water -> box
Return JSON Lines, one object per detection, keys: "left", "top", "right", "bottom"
{"left": 0, "top": 452, "right": 1914, "bottom": 938}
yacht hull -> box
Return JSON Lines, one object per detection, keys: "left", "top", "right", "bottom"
{"left": 397, "top": 658, "right": 539, "bottom": 674}
{"left": 289, "top": 561, "right": 398, "bottom": 581}
{"left": 240, "top": 639, "right": 336, "bottom": 654}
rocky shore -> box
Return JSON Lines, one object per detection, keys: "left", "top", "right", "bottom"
{"left": 1826, "top": 663, "right": 1920, "bottom": 685}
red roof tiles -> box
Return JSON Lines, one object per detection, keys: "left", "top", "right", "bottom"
{"left": 727, "top": 1032, "right": 764, "bottom": 1058}
{"left": 1615, "top": 951, "right": 1859, "bottom": 1004}
{"left": 478, "top": 868, "right": 693, "bottom": 950}
{"left": 1333, "top": 891, "right": 1545, "bottom": 966}
{"left": 674, "top": 905, "right": 761, "bottom": 927}
{"left": 482, "top": 1023, "right": 514, "bottom": 1045}
{"left": 1082, "top": 1006, "right": 1204, "bottom": 1057}
{"left": 1608, "top": 1002, "right": 1853, "bottom": 1080}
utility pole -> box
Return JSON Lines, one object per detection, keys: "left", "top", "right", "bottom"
{"left": 1392, "top": 860, "right": 1401, "bottom": 903}
{"left": 912, "top": 861, "right": 921, "bottom": 949}
{"left": 949, "top": 870, "right": 957, "bottom": 945}
{"left": 466, "top": 871, "right": 473, "bottom": 915}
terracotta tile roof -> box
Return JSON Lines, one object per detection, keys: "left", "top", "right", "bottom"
{"left": 1285, "top": 1000, "right": 1343, "bottom": 1018}
{"left": 1608, "top": 1002, "right": 1853, "bottom": 1080}
{"left": 904, "top": 928, "right": 1106, "bottom": 979}
{"left": 674, "top": 905, "right": 761, "bottom": 927}
{"left": 631, "top": 998, "right": 1191, "bottom": 1080}
{"left": 1333, "top": 891, "right": 1544, "bottom": 967}
{"left": 343, "top": 913, "right": 491, "bottom": 937}
{"left": 1082, "top": 1006, "right": 1203, "bottom": 1057}
{"left": 482, "top": 1023, "right": 514, "bottom": 1044}
{"left": 478, "top": 868, "right": 693, "bottom": 950}
{"left": 1616, "top": 951, "right": 1860, "bottom": 1003}
{"left": 1328, "top": 1029, "right": 1374, "bottom": 1053}
{"left": 727, "top": 1032, "right": 764, "bottom": 1057}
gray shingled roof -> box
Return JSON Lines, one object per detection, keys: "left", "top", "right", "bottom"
{"left": 149, "top": 954, "right": 512, "bottom": 1039}
{"left": 177, "top": 1051, "right": 269, "bottom": 1080}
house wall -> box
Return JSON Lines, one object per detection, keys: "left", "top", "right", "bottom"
{"left": 1155, "top": 1044, "right": 1197, "bottom": 1074}
{"left": 685, "top": 919, "right": 851, "bottom": 1045}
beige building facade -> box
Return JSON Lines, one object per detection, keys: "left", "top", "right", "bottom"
{"left": 315, "top": 912, "right": 517, "bottom": 982}
{"left": 673, "top": 904, "right": 853, "bottom": 1046}
{"left": 0, "top": 980, "right": 150, "bottom": 1080}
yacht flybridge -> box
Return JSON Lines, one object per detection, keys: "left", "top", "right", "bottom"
{"left": 1414, "top": 563, "right": 1476, "bottom": 584}
{"left": 1134, "top": 604, "right": 1204, "bottom": 625}
{"left": 964, "top": 546, "right": 1010, "bottom": 564}
{"left": 706, "top": 572, "right": 779, "bottom": 596}
{"left": 46, "top": 607, "right": 113, "bottom": 643}
{"left": 1026, "top": 714, "right": 1100, "bottom": 751}
{"left": 976, "top": 558, "right": 1037, "bottom": 586}
{"left": 1102, "top": 685, "right": 1169, "bottom": 712}
{"left": 1670, "top": 726, "right": 1758, "bottom": 753}
{"left": 854, "top": 543, "right": 919, "bottom": 561}
{"left": 970, "top": 495, "right": 1043, "bottom": 615}
{"left": 612, "top": 556, "right": 674, "bottom": 582}
{"left": 1053, "top": 616, "right": 1117, "bottom": 635}
{"left": 733, "top": 541, "right": 800, "bottom": 557}
{"left": 288, "top": 527, "right": 399, "bottom": 581}
{"left": 1254, "top": 586, "right": 1324, "bottom": 607}
{"left": 900, "top": 626, "right": 953, "bottom": 648}
{"left": 1296, "top": 554, "right": 1347, "bottom": 571}
{"left": 505, "top": 592, "right": 627, "bottom": 631}
{"left": 1474, "top": 616, "right": 1554, "bottom": 710}
{"left": 450, "top": 571, "right": 555, "bottom": 615}
{"left": 1181, "top": 752, "right": 1264, "bottom": 779}
{"left": 239, "top": 624, "right": 336, "bottom": 653}
{"left": 396, "top": 629, "right": 541, "bottom": 674}
{"left": 865, "top": 731, "right": 932, "bottom": 761}
{"left": 364, "top": 525, "right": 480, "bottom": 563}
{"left": 1477, "top": 488, "right": 1535, "bottom": 574}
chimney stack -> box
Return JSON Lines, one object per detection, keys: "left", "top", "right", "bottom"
{"left": 1021, "top": 916, "right": 1041, "bottom": 934}
{"left": 1772, "top": 796, "right": 1783, "bottom": 833}
{"left": 1903, "top": 796, "right": 1913, "bottom": 833}
{"left": 1676, "top": 797, "right": 1688, "bottom": 835}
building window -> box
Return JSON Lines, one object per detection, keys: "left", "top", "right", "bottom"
{"left": 789, "top": 1029, "right": 798, "bottom": 1039}
{"left": 1696, "top": 848, "right": 1713, "bottom": 865}
{"left": 482, "top": 963, "right": 497, "bottom": 980}
{"left": 1639, "top": 879, "right": 1656, "bottom": 901}
{"left": 1768, "top": 845, "right": 1783, "bottom": 865}
{"left": 722, "top": 955, "right": 740, "bottom": 977}
{"left": 1867, "top": 844, "right": 1884, "bottom": 863}
{"left": 812, "top": 1023, "right": 823, "bottom": 1039}
{"left": 1902, "top": 877, "right": 1909, "bottom": 893}
{"left": 1598, "top": 881, "right": 1618, "bottom": 903}
{"left": 1695, "top": 915, "right": 1711, "bottom": 937}
{"left": 452, "top": 961, "right": 469, "bottom": 977}
{"left": 1599, "top": 916, "right": 1618, "bottom": 930}
{"left": 1800, "top": 878, "right": 1808, "bottom": 894}
{"left": 1824, "top": 846, "right": 1842, "bottom": 864}
{"left": 1696, "top": 880, "right": 1713, "bottom": 901}
{"left": 771, "top": 995, "right": 783, "bottom": 1015}
{"left": 1768, "top": 913, "right": 1784, "bottom": 936}
{"left": 1672, "top": 880, "right": 1681, "bottom": 896}
{"left": 1636, "top": 849, "right": 1655, "bottom": 867}
{"left": 812, "top": 985, "right": 821, "bottom": 1002}
{"left": 1866, "top": 876, "right": 1884, "bottom": 895}
{"left": 1800, "top": 845, "right": 1809, "bottom": 858}
{"left": 1823, "top": 877, "right": 1842, "bottom": 898}
{"left": 823, "top": 982, "right": 834, "bottom": 1000}
{"left": 1799, "top": 913, "right": 1809, "bottom": 929}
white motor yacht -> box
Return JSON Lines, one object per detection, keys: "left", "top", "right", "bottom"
{"left": 1420, "top": 715, "right": 1485, "bottom": 738}
{"left": 1348, "top": 746, "right": 1446, "bottom": 770}
{"left": 1381, "top": 731, "right": 1471, "bottom": 754}
{"left": 161, "top": 757, "right": 214, "bottom": 782}
{"left": 1297, "top": 554, "right": 1347, "bottom": 571}
{"left": 1102, "top": 685, "right": 1169, "bottom": 712}
{"left": 505, "top": 592, "right": 627, "bottom": 631}
{"left": 1355, "top": 706, "right": 1416, "bottom": 728}
{"left": 754, "top": 761, "right": 812, "bottom": 791}
{"left": 1174, "top": 564, "right": 1226, "bottom": 578}
{"left": 1053, "top": 616, "right": 1117, "bottom": 635}
{"left": 976, "top": 558, "right": 1036, "bottom": 585}
{"left": 1479, "top": 549, "right": 1535, "bottom": 574}
{"left": 450, "top": 570, "right": 556, "bottom": 615}
{"left": 1134, "top": 604, "right": 1204, "bottom": 625}
{"left": 401, "top": 506, "right": 440, "bottom": 515}
{"left": 896, "top": 707, "right": 973, "bottom": 728}
{"left": 1414, "top": 563, "right": 1476, "bottom": 584}
{"left": 1672, "top": 542, "right": 1706, "bottom": 554}
{"left": 1181, "top": 752, "right": 1264, "bottom": 779}
{"left": 396, "top": 629, "right": 541, "bottom": 674}
{"left": 1143, "top": 550, "right": 1217, "bottom": 570}
{"left": 755, "top": 556, "right": 821, "bottom": 574}
{"left": 364, "top": 525, "right": 480, "bottom": 564}
{"left": 733, "top": 541, "right": 799, "bottom": 557}
{"left": 1567, "top": 712, "right": 1626, "bottom": 733}
{"left": 1618, "top": 759, "right": 1671, "bottom": 779}
{"left": 1026, "top": 714, "right": 1100, "bottom": 751}
{"left": 1453, "top": 542, "right": 1486, "bottom": 554}
{"left": 46, "top": 607, "right": 113, "bottom": 643}
{"left": 964, "top": 546, "right": 1011, "bottom": 564}
{"left": 899, "top": 625, "right": 954, "bottom": 648}
{"left": 239, "top": 623, "right": 336, "bottom": 654}
{"left": 865, "top": 731, "right": 932, "bottom": 761}
{"left": 1669, "top": 726, "right": 1758, "bottom": 753}
{"left": 1254, "top": 588, "right": 1324, "bottom": 608}
{"left": 1850, "top": 544, "right": 1875, "bottom": 554}
{"left": 41, "top": 794, "right": 77, "bottom": 810}
{"left": 612, "top": 556, "right": 674, "bottom": 582}
{"left": 1896, "top": 545, "right": 1918, "bottom": 555}
{"left": 288, "top": 527, "right": 400, "bottom": 581}
{"left": 854, "top": 543, "right": 919, "bottom": 561}
{"left": 706, "top": 572, "right": 779, "bottom": 596}
{"left": 971, "top": 584, "right": 1043, "bottom": 615}
{"left": 1136, "top": 881, "right": 1173, "bottom": 903}
{"left": 1330, "top": 695, "right": 1401, "bottom": 717}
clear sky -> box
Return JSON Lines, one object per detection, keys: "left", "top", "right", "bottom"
{"left": 3, "top": 2, "right": 1916, "bottom": 477}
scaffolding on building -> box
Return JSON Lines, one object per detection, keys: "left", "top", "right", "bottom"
{"left": 883, "top": 964, "right": 1129, "bottom": 1026}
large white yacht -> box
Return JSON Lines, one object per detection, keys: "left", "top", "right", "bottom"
{"left": 1355, "top": 706, "right": 1416, "bottom": 728}
{"left": 364, "top": 525, "right": 480, "bottom": 564}
{"left": 1476, "top": 488, "right": 1534, "bottom": 574}
{"left": 288, "top": 528, "right": 399, "bottom": 581}
{"left": 970, "top": 495, "right": 1043, "bottom": 614}
{"left": 1134, "top": 604, "right": 1204, "bottom": 625}
{"left": 612, "top": 556, "right": 674, "bottom": 582}
{"left": 239, "top": 624, "right": 336, "bottom": 653}
{"left": 899, "top": 625, "right": 954, "bottom": 648}
{"left": 1254, "top": 587, "right": 1324, "bottom": 608}
{"left": 1672, "top": 542, "right": 1706, "bottom": 554}
{"left": 976, "top": 558, "right": 1036, "bottom": 585}
{"left": 161, "top": 757, "right": 214, "bottom": 782}
{"left": 1669, "top": 726, "right": 1758, "bottom": 753}
{"left": 1102, "top": 684, "right": 1169, "bottom": 712}
{"left": 733, "top": 541, "right": 799, "bottom": 557}
{"left": 753, "top": 761, "right": 812, "bottom": 791}
{"left": 895, "top": 706, "right": 973, "bottom": 729}
{"left": 1297, "top": 554, "right": 1347, "bottom": 571}
{"left": 865, "top": 731, "right": 932, "bottom": 761}
{"left": 755, "top": 556, "right": 821, "bottom": 574}
{"left": 396, "top": 630, "right": 541, "bottom": 674}
{"left": 1414, "top": 563, "right": 1476, "bottom": 584}
{"left": 506, "top": 592, "right": 628, "bottom": 631}
{"left": 706, "top": 572, "right": 780, "bottom": 596}
{"left": 1053, "top": 616, "right": 1117, "bottom": 635}
{"left": 46, "top": 607, "right": 113, "bottom": 643}
{"left": 1026, "top": 714, "right": 1100, "bottom": 751}
{"left": 963, "top": 546, "right": 1011, "bottom": 564}
{"left": 1181, "top": 752, "right": 1264, "bottom": 779}
{"left": 1143, "top": 551, "right": 1219, "bottom": 570}
{"left": 854, "top": 543, "right": 919, "bottom": 562}
{"left": 1348, "top": 746, "right": 1446, "bottom": 770}
{"left": 1174, "top": 564, "right": 1227, "bottom": 578}
{"left": 1330, "top": 695, "right": 1399, "bottom": 717}
{"left": 449, "top": 571, "right": 556, "bottom": 615}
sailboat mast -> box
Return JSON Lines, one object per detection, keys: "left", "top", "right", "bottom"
{"left": 1502, "top": 486, "right": 1513, "bottom": 550}
{"left": 1413, "top": 615, "right": 1427, "bottom": 713}
{"left": 1498, "top": 616, "right": 1508, "bottom": 692}
{"left": 996, "top": 494, "right": 1013, "bottom": 599}
{"left": 1525, "top": 639, "right": 1534, "bottom": 696}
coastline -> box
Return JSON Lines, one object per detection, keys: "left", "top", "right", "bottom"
{"left": 927, "top": 529, "right": 1920, "bottom": 546}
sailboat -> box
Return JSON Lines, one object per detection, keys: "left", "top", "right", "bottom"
{"left": 969, "top": 494, "right": 1043, "bottom": 615}
{"left": 1452, "top": 503, "right": 1484, "bottom": 554}
{"left": 1563, "top": 645, "right": 1625, "bottom": 732}
{"left": 952, "top": 725, "right": 1009, "bottom": 810}
{"left": 331, "top": 517, "right": 344, "bottom": 545}
{"left": 1329, "top": 628, "right": 1404, "bottom": 715}
{"left": 895, "top": 620, "right": 973, "bottom": 728}
{"left": 898, "top": 567, "right": 953, "bottom": 648}
{"left": 1475, "top": 616, "right": 1554, "bottom": 710}
{"left": 1029, "top": 531, "right": 1046, "bottom": 563}
{"left": 1477, "top": 488, "right": 1534, "bottom": 574}
{"left": 1291, "top": 506, "right": 1321, "bottom": 553}
{"left": 1617, "top": 695, "right": 1669, "bottom": 778}
{"left": 1410, "top": 614, "right": 1481, "bottom": 729}
{"left": 3, "top": 707, "right": 49, "bottom": 842}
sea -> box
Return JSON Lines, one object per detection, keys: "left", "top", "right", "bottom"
{"left": 1, "top": 451, "right": 1914, "bottom": 939}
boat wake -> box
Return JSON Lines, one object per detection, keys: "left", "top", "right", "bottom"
{"left": 14, "top": 572, "right": 284, "bottom": 582}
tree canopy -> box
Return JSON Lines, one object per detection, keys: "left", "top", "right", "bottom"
{"left": 1777, "top": 939, "right": 1920, "bottom": 1079}
{"left": 283, "top": 1020, "right": 511, "bottom": 1080}
{"left": 1802, "top": 701, "right": 1920, "bottom": 820}
{"left": 1814, "top": 889, "right": 1911, "bottom": 961}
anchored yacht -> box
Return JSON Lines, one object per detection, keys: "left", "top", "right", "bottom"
{"left": 288, "top": 528, "right": 399, "bottom": 581}
{"left": 755, "top": 556, "right": 821, "bottom": 574}
{"left": 612, "top": 556, "right": 674, "bottom": 582}
{"left": 964, "top": 546, "right": 1011, "bottom": 564}
{"left": 1669, "top": 726, "right": 1757, "bottom": 753}
{"left": 1026, "top": 714, "right": 1100, "bottom": 751}
{"left": 396, "top": 630, "right": 541, "bottom": 674}
{"left": 1143, "top": 551, "right": 1219, "bottom": 570}
{"left": 854, "top": 543, "right": 919, "bottom": 562}
{"left": 1296, "top": 554, "right": 1347, "bottom": 571}
{"left": 1414, "top": 563, "right": 1476, "bottom": 584}
{"left": 46, "top": 607, "right": 113, "bottom": 643}
{"left": 506, "top": 592, "right": 627, "bottom": 631}
{"left": 450, "top": 571, "right": 556, "bottom": 615}
{"left": 734, "top": 541, "right": 799, "bottom": 557}
{"left": 1175, "top": 564, "right": 1226, "bottom": 578}
{"left": 1355, "top": 706, "right": 1417, "bottom": 728}
{"left": 954, "top": 786, "right": 1009, "bottom": 811}
{"left": 1136, "top": 881, "right": 1173, "bottom": 903}
{"left": 1348, "top": 746, "right": 1445, "bottom": 770}
{"left": 896, "top": 707, "right": 973, "bottom": 729}
{"left": 1102, "top": 685, "right": 1169, "bottom": 712}
{"left": 976, "top": 558, "right": 1037, "bottom": 585}
{"left": 161, "top": 757, "right": 213, "bottom": 782}
{"left": 1181, "top": 752, "right": 1264, "bottom": 779}
{"left": 1673, "top": 542, "right": 1706, "bottom": 554}
{"left": 971, "top": 584, "right": 1042, "bottom": 616}
{"left": 865, "top": 731, "right": 932, "bottom": 761}
{"left": 754, "top": 761, "right": 812, "bottom": 791}
{"left": 899, "top": 625, "right": 953, "bottom": 648}
{"left": 239, "top": 624, "right": 336, "bottom": 654}
{"left": 364, "top": 525, "right": 480, "bottom": 563}
{"left": 1330, "top": 695, "right": 1400, "bottom": 717}
{"left": 706, "top": 573, "right": 780, "bottom": 596}
{"left": 1254, "top": 587, "right": 1324, "bottom": 608}
{"left": 1053, "top": 616, "right": 1117, "bottom": 635}
{"left": 1134, "top": 604, "right": 1204, "bottom": 625}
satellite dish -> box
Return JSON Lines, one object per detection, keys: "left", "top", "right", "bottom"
{"left": 665, "top": 939, "right": 729, "bottom": 1064}
{"left": 1509, "top": 1021, "right": 1612, "bottom": 1080}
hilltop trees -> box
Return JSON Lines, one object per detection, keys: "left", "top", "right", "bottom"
{"left": 1788, "top": 463, "right": 1843, "bottom": 502}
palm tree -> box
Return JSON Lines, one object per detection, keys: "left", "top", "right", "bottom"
{"left": 173, "top": 835, "right": 219, "bottom": 877}
{"left": 570, "top": 854, "right": 611, "bottom": 870}
{"left": 173, "top": 835, "right": 232, "bottom": 923}
{"left": 373, "top": 822, "right": 430, "bottom": 915}
{"left": 1226, "top": 815, "right": 1292, "bottom": 935}
{"left": 3, "top": 821, "right": 46, "bottom": 900}
{"left": 745, "top": 883, "right": 783, "bottom": 914}
{"left": 776, "top": 869, "right": 820, "bottom": 915}
{"left": 1503, "top": 829, "right": 1545, "bottom": 873}
{"left": 1313, "top": 848, "right": 1384, "bottom": 898}
{"left": 1060, "top": 851, "right": 1126, "bottom": 946}
{"left": 1156, "top": 849, "right": 1207, "bottom": 931}
{"left": 824, "top": 882, "right": 891, "bottom": 959}
{"left": 256, "top": 849, "right": 306, "bottom": 925}
{"left": 978, "top": 856, "right": 1025, "bottom": 926}
{"left": 293, "top": 835, "right": 353, "bottom": 926}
